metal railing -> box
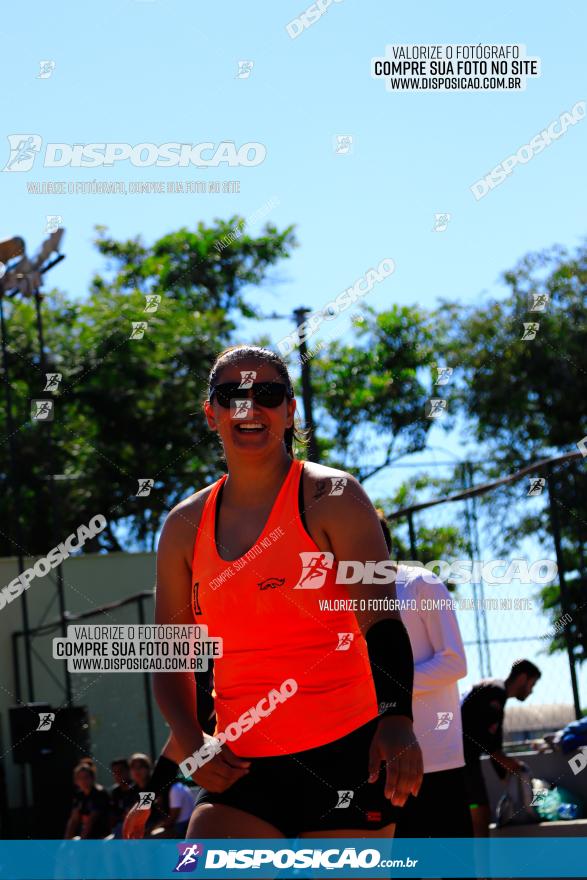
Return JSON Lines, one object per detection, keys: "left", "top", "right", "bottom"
{"left": 386, "top": 450, "right": 584, "bottom": 718}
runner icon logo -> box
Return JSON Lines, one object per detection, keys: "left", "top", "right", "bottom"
{"left": 435, "top": 711, "right": 453, "bottom": 730}
{"left": 329, "top": 477, "right": 347, "bottom": 495}
{"left": 3, "top": 134, "right": 42, "bottom": 172}
{"left": 232, "top": 399, "right": 253, "bottom": 419}
{"left": 236, "top": 61, "right": 254, "bottom": 79}
{"left": 129, "top": 321, "right": 148, "bottom": 339}
{"left": 336, "top": 633, "right": 354, "bottom": 651}
{"left": 334, "top": 135, "right": 353, "bottom": 155}
{"left": 31, "top": 399, "right": 54, "bottom": 421}
{"left": 238, "top": 370, "right": 256, "bottom": 388}
{"left": 44, "top": 373, "right": 62, "bottom": 391}
{"left": 521, "top": 322, "right": 539, "bottom": 341}
{"left": 527, "top": 477, "right": 545, "bottom": 496}
{"left": 426, "top": 398, "right": 447, "bottom": 419}
{"left": 335, "top": 790, "right": 354, "bottom": 808}
{"left": 37, "top": 61, "right": 56, "bottom": 79}
{"left": 174, "top": 843, "right": 203, "bottom": 873}
{"left": 432, "top": 212, "right": 451, "bottom": 232}
{"left": 36, "top": 712, "right": 55, "bottom": 731}
{"left": 137, "top": 791, "right": 155, "bottom": 810}
{"left": 293, "top": 552, "right": 334, "bottom": 589}
{"left": 529, "top": 293, "right": 549, "bottom": 311}
{"left": 435, "top": 366, "right": 453, "bottom": 386}
{"left": 45, "top": 215, "right": 63, "bottom": 233}
{"left": 144, "top": 294, "right": 161, "bottom": 313}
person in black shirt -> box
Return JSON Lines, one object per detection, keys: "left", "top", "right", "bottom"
{"left": 461, "top": 658, "right": 541, "bottom": 836}
{"left": 64, "top": 763, "right": 111, "bottom": 839}
{"left": 109, "top": 757, "right": 137, "bottom": 837}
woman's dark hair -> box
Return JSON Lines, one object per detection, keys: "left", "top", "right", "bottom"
{"left": 206, "top": 345, "right": 309, "bottom": 459}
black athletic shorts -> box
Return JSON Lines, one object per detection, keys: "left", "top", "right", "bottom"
{"left": 462, "top": 760, "right": 489, "bottom": 808}
{"left": 193, "top": 717, "right": 402, "bottom": 837}
{"left": 395, "top": 766, "right": 474, "bottom": 837}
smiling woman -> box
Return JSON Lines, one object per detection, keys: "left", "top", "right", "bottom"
{"left": 205, "top": 346, "right": 306, "bottom": 459}
{"left": 152, "top": 343, "right": 422, "bottom": 843}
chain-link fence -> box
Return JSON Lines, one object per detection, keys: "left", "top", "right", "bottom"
{"left": 386, "top": 450, "right": 586, "bottom": 731}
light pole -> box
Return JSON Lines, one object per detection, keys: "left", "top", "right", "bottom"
{"left": 292, "top": 307, "right": 320, "bottom": 463}
{"left": 1, "top": 231, "right": 71, "bottom": 704}
{"left": 263, "top": 308, "right": 321, "bottom": 462}
{"left": 427, "top": 445, "right": 491, "bottom": 678}
{"left": 546, "top": 463, "right": 581, "bottom": 719}
{"left": 0, "top": 237, "right": 34, "bottom": 701}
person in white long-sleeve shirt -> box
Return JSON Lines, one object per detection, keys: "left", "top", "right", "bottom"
{"left": 377, "top": 513, "right": 473, "bottom": 838}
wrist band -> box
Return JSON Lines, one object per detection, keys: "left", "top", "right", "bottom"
{"left": 149, "top": 754, "right": 179, "bottom": 797}
{"left": 365, "top": 618, "right": 414, "bottom": 721}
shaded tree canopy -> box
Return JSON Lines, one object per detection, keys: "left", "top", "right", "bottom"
{"left": 0, "top": 218, "right": 296, "bottom": 554}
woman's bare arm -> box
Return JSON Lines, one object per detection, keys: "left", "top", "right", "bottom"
{"left": 153, "top": 501, "right": 204, "bottom": 760}
{"left": 153, "top": 495, "right": 250, "bottom": 792}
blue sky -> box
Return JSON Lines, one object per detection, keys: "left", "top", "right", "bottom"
{"left": 2, "top": 0, "right": 585, "bottom": 707}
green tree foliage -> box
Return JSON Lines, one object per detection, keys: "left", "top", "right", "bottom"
{"left": 306, "top": 305, "right": 468, "bottom": 583}
{"left": 435, "top": 242, "right": 587, "bottom": 660}
{"left": 307, "top": 305, "right": 440, "bottom": 481}
{"left": 0, "top": 219, "right": 296, "bottom": 554}
{"left": 435, "top": 242, "right": 587, "bottom": 461}
{"left": 375, "top": 474, "right": 470, "bottom": 592}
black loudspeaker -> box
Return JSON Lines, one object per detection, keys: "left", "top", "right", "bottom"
{"left": 8, "top": 703, "right": 52, "bottom": 764}
{"left": 9, "top": 704, "right": 91, "bottom": 765}
{"left": 33, "top": 706, "right": 92, "bottom": 838}
{"left": 10, "top": 706, "right": 92, "bottom": 838}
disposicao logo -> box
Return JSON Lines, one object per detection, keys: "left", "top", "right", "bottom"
{"left": 174, "top": 843, "right": 203, "bottom": 872}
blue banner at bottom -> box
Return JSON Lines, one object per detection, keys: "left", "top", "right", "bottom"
{"left": 0, "top": 838, "right": 585, "bottom": 878}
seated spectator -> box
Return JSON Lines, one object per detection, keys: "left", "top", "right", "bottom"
{"left": 64, "top": 763, "right": 111, "bottom": 839}
{"left": 109, "top": 757, "right": 137, "bottom": 837}
{"left": 128, "top": 752, "right": 167, "bottom": 834}
{"left": 128, "top": 753, "right": 153, "bottom": 794}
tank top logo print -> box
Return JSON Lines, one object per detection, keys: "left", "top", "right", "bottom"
{"left": 257, "top": 576, "right": 286, "bottom": 591}
{"left": 253, "top": 552, "right": 331, "bottom": 595}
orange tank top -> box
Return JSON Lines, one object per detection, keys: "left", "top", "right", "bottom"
{"left": 190, "top": 459, "right": 378, "bottom": 756}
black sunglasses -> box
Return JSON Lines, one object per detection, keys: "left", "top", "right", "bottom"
{"left": 210, "top": 381, "right": 293, "bottom": 409}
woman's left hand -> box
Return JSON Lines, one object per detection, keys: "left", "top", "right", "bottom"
{"left": 122, "top": 803, "right": 149, "bottom": 839}
{"left": 368, "top": 716, "right": 423, "bottom": 807}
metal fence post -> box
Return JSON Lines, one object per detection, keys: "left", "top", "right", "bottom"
{"left": 137, "top": 596, "right": 157, "bottom": 758}
{"left": 546, "top": 463, "right": 581, "bottom": 719}
{"left": 407, "top": 511, "right": 417, "bottom": 560}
